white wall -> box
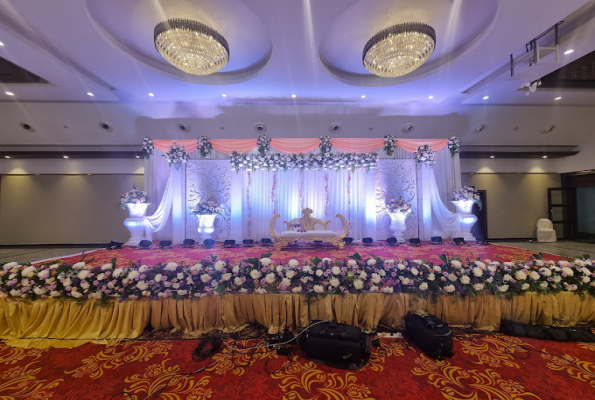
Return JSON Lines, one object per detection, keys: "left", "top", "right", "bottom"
{"left": 0, "top": 158, "right": 144, "bottom": 175}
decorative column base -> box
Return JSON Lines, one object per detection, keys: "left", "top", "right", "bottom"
{"left": 457, "top": 214, "right": 478, "bottom": 241}
{"left": 389, "top": 212, "right": 409, "bottom": 243}
{"left": 124, "top": 218, "right": 147, "bottom": 247}
{"left": 197, "top": 214, "right": 217, "bottom": 241}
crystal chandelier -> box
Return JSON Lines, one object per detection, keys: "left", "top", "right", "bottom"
{"left": 154, "top": 19, "right": 229, "bottom": 76}
{"left": 363, "top": 22, "right": 436, "bottom": 78}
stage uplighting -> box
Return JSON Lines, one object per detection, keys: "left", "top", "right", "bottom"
{"left": 362, "top": 237, "right": 374, "bottom": 246}
{"left": 159, "top": 240, "right": 173, "bottom": 249}
{"left": 203, "top": 239, "right": 216, "bottom": 248}
{"left": 139, "top": 240, "right": 152, "bottom": 249}
{"left": 182, "top": 239, "right": 195, "bottom": 248}
{"left": 343, "top": 237, "right": 354, "bottom": 245}
{"left": 431, "top": 236, "right": 443, "bottom": 245}
{"left": 260, "top": 238, "right": 272, "bottom": 246}
{"left": 386, "top": 237, "right": 398, "bottom": 246}
{"left": 107, "top": 241, "right": 123, "bottom": 250}
{"left": 476, "top": 237, "right": 489, "bottom": 245}
{"left": 408, "top": 238, "right": 421, "bottom": 246}
{"left": 453, "top": 237, "right": 466, "bottom": 245}
{"left": 224, "top": 239, "right": 236, "bottom": 248}
{"left": 242, "top": 239, "right": 254, "bottom": 247}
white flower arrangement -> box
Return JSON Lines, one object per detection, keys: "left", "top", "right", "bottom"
{"left": 229, "top": 151, "right": 378, "bottom": 172}
{"left": 386, "top": 197, "right": 411, "bottom": 213}
{"left": 453, "top": 186, "right": 482, "bottom": 210}
{"left": 197, "top": 136, "right": 213, "bottom": 158}
{"left": 448, "top": 136, "right": 461, "bottom": 157}
{"left": 414, "top": 144, "right": 436, "bottom": 165}
{"left": 120, "top": 184, "right": 149, "bottom": 207}
{"left": 384, "top": 135, "right": 397, "bottom": 156}
{"left": 163, "top": 141, "right": 190, "bottom": 170}
{"left": 141, "top": 137, "right": 154, "bottom": 159}
{"left": 319, "top": 135, "right": 332, "bottom": 154}
{"left": 190, "top": 199, "right": 223, "bottom": 215}
{"left": 257, "top": 135, "right": 271, "bottom": 156}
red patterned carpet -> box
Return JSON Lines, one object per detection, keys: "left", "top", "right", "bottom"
{"left": 42, "top": 242, "right": 562, "bottom": 267}
{"left": 1, "top": 329, "right": 594, "bottom": 399}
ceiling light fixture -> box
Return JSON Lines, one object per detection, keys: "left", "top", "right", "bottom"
{"left": 554, "top": 96, "right": 562, "bottom": 100}
{"left": 221, "top": 94, "right": 227, "bottom": 97}
{"left": 428, "top": 95, "right": 434, "bottom": 99}
{"left": 87, "top": 92, "right": 94, "bottom": 97}
{"left": 482, "top": 96, "right": 489, "bottom": 100}
{"left": 154, "top": 19, "right": 229, "bottom": 76}
{"left": 363, "top": 22, "right": 436, "bottom": 78}
{"left": 5, "top": 91, "right": 14, "bottom": 96}
{"left": 291, "top": 94, "right": 297, "bottom": 98}
{"left": 135, "top": 155, "right": 140, "bottom": 159}
{"left": 564, "top": 49, "right": 574, "bottom": 55}
{"left": 63, "top": 155, "right": 69, "bottom": 159}
{"left": 4, "top": 155, "right": 11, "bottom": 159}
{"left": 490, "top": 155, "right": 495, "bottom": 159}
{"left": 0, "top": 41, "right": 4, "bottom": 47}
{"left": 361, "top": 95, "right": 366, "bottom": 98}
{"left": 148, "top": 93, "right": 154, "bottom": 97}
{"left": 542, "top": 155, "right": 548, "bottom": 159}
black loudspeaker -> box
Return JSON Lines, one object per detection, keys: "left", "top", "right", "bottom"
{"left": 159, "top": 240, "right": 172, "bottom": 249}
{"left": 182, "top": 239, "right": 195, "bottom": 248}
{"left": 203, "top": 239, "right": 216, "bottom": 248}
{"left": 107, "top": 241, "right": 123, "bottom": 250}
{"left": 386, "top": 237, "right": 398, "bottom": 246}
{"left": 431, "top": 236, "right": 443, "bottom": 245}
{"left": 453, "top": 237, "right": 466, "bottom": 245}
{"left": 475, "top": 237, "right": 489, "bottom": 245}
{"left": 260, "top": 238, "right": 272, "bottom": 246}
{"left": 224, "top": 239, "right": 236, "bottom": 248}
{"left": 343, "top": 237, "right": 354, "bottom": 245}
{"left": 408, "top": 238, "right": 421, "bottom": 246}
{"left": 362, "top": 237, "right": 374, "bottom": 246}
{"left": 242, "top": 239, "right": 254, "bottom": 247}
{"left": 139, "top": 240, "right": 152, "bottom": 249}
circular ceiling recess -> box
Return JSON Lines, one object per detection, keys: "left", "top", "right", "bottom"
{"left": 86, "top": 0, "right": 272, "bottom": 84}
{"left": 319, "top": 0, "right": 498, "bottom": 86}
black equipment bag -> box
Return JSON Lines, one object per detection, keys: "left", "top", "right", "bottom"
{"left": 500, "top": 320, "right": 595, "bottom": 342}
{"left": 298, "top": 321, "right": 371, "bottom": 370}
{"left": 405, "top": 311, "right": 453, "bottom": 359}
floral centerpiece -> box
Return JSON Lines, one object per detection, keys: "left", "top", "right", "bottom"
{"left": 141, "top": 137, "right": 154, "bottom": 159}
{"left": 257, "top": 135, "right": 271, "bottom": 157}
{"left": 120, "top": 184, "right": 149, "bottom": 208}
{"left": 163, "top": 141, "right": 190, "bottom": 170}
{"left": 319, "top": 135, "right": 332, "bottom": 154}
{"left": 386, "top": 197, "right": 411, "bottom": 213}
{"left": 453, "top": 186, "right": 482, "bottom": 210}
{"left": 190, "top": 199, "right": 223, "bottom": 215}
{"left": 384, "top": 135, "right": 397, "bottom": 156}
{"left": 198, "top": 136, "right": 213, "bottom": 159}
{"left": 448, "top": 136, "right": 461, "bottom": 157}
{"left": 414, "top": 144, "right": 436, "bottom": 165}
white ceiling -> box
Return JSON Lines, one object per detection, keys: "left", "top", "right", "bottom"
{"left": 0, "top": 0, "right": 594, "bottom": 149}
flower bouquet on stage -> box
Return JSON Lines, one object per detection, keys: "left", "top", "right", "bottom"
{"left": 121, "top": 185, "right": 150, "bottom": 246}
{"left": 190, "top": 199, "right": 223, "bottom": 240}
{"left": 452, "top": 186, "right": 481, "bottom": 241}
{"left": 386, "top": 197, "right": 411, "bottom": 243}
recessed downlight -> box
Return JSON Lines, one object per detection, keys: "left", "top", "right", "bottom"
{"left": 221, "top": 94, "right": 227, "bottom": 97}
{"left": 20, "top": 122, "right": 35, "bottom": 132}
{"left": 0, "top": 42, "right": 4, "bottom": 47}
{"left": 135, "top": 155, "right": 140, "bottom": 159}
{"left": 5, "top": 91, "right": 14, "bottom": 96}
{"left": 86, "top": 92, "right": 94, "bottom": 97}
{"left": 542, "top": 155, "right": 548, "bottom": 159}
{"left": 554, "top": 96, "right": 562, "bottom": 100}
{"left": 148, "top": 93, "right": 154, "bottom": 97}
{"left": 564, "top": 49, "right": 574, "bottom": 55}
{"left": 482, "top": 96, "right": 489, "bottom": 100}
{"left": 99, "top": 122, "right": 114, "bottom": 132}
{"left": 428, "top": 95, "right": 434, "bottom": 99}
{"left": 489, "top": 155, "right": 495, "bottom": 159}
{"left": 63, "top": 155, "right": 69, "bottom": 159}
{"left": 4, "top": 155, "right": 11, "bottom": 159}
{"left": 291, "top": 94, "right": 297, "bottom": 98}
{"left": 361, "top": 95, "right": 366, "bottom": 98}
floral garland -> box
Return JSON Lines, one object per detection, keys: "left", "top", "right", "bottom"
{"left": 454, "top": 186, "right": 482, "bottom": 210}
{"left": 257, "top": 135, "right": 271, "bottom": 156}
{"left": 163, "top": 141, "right": 190, "bottom": 170}
{"left": 386, "top": 197, "right": 411, "bottom": 213}
{"left": 120, "top": 184, "right": 149, "bottom": 207}
{"left": 190, "top": 199, "right": 223, "bottom": 215}
{"left": 383, "top": 135, "right": 397, "bottom": 156}
{"left": 448, "top": 136, "right": 461, "bottom": 157}
{"left": 229, "top": 152, "right": 378, "bottom": 172}
{"left": 414, "top": 144, "right": 436, "bottom": 165}
{"left": 197, "top": 136, "right": 213, "bottom": 159}
{"left": 141, "top": 137, "right": 154, "bottom": 159}
{"left": 1, "top": 256, "right": 593, "bottom": 301}
{"left": 319, "top": 135, "right": 332, "bottom": 154}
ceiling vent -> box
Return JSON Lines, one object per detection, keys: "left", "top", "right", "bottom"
{"left": 19, "top": 122, "right": 35, "bottom": 132}
{"left": 401, "top": 124, "right": 414, "bottom": 134}
{"left": 254, "top": 123, "right": 266, "bottom": 133}
{"left": 99, "top": 122, "right": 114, "bottom": 132}
{"left": 329, "top": 123, "right": 341, "bottom": 133}
{"left": 178, "top": 122, "right": 191, "bottom": 133}
{"left": 474, "top": 124, "right": 487, "bottom": 133}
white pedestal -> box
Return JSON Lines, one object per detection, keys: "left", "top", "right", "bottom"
{"left": 124, "top": 203, "right": 150, "bottom": 246}
{"left": 388, "top": 211, "right": 410, "bottom": 243}
{"left": 452, "top": 200, "right": 477, "bottom": 241}
{"left": 196, "top": 213, "right": 217, "bottom": 241}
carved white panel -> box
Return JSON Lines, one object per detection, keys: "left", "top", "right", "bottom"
{"left": 375, "top": 159, "right": 418, "bottom": 240}
{"left": 186, "top": 160, "right": 232, "bottom": 241}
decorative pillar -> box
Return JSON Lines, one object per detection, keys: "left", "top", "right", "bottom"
{"left": 171, "top": 166, "right": 186, "bottom": 244}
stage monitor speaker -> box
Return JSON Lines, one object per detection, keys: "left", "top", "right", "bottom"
{"left": 242, "top": 239, "right": 254, "bottom": 247}
{"left": 408, "top": 238, "right": 421, "bottom": 246}
{"left": 224, "top": 239, "right": 236, "bottom": 248}
{"left": 182, "top": 239, "right": 195, "bottom": 248}
{"left": 159, "top": 240, "right": 172, "bottom": 249}
{"left": 453, "top": 237, "right": 466, "bottom": 245}
{"left": 260, "top": 238, "right": 272, "bottom": 246}
{"left": 203, "top": 239, "right": 216, "bottom": 248}
{"left": 386, "top": 237, "right": 398, "bottom": 246}
{"left": 362, "top": 237, "right": 374, "bottom": 246}
{"left": 139, "top": 240, "right": 152, "bottom": 249}
{"left": 431, "top": 236, "right": 443, "bottom": 245}
{"left": 343, "top": 237, "right": 353, "bottom": 245}
{"left": 476, "top": 238, "right": 489, "bottom": 245}
{"left": 107, "top": 241, "right": 123, "bottom": 250}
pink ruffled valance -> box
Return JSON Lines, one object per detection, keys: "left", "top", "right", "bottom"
{"left": 396, "top": 139, "right": 449, "bottom": 152}
{"left": 153, "top": 139, "right": 198, "bottom": 153}
{"left": 270, "top": 138, "right": 320, "bottom": 153}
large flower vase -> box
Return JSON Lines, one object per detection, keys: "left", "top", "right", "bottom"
{"left": 388, "top": 211, "right": 410, "bottom": 243}
{"left": 123, "top": 203, "right": 150, "bottom": 247}
{"left": 452, "top": 200, "right": 477, "bottom": 241}
{"left": 196, "top": 213, "right": 217, "bottom": 241}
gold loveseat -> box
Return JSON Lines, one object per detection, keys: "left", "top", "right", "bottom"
{"left": 269, "top": 208, "right": 348, "bottom": 250}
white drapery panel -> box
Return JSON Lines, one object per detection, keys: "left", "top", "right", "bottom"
{"left": 143, "top": 172, "right": 173, "bottom": 240}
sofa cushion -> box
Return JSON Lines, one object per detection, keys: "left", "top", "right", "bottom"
{"left": 280, "top": 230, "right": 338, "bottom": 238}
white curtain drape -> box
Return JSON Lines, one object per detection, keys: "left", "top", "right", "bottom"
{"left": 143, "top": 172, "right": 173, "bottom": 240}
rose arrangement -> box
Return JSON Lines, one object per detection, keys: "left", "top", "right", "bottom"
{"left": 163, "top": 141, "right": 190, "bottom": 170}
{"left": 190, "top": 199, "right": 223, "bottom": 215}
{"left": 120, "top": 184, "right": 149, "bottom": 208}
{"left": 384, "top": 135, "right": 397, "bottom": 156}
{"left": 386, "top": 197, "right": 411, "bottom": 213}
{"left": 198, "top": 136, "right": 213, "bottom": 159}
{"left": 257, "top": 135, "right": 271, "bottom": 156}
{"left": 453, "top": 186, "right": 482, "bottom": 210}
{"left": 1, "top": 256, "right": 593, "bottom": 301}
{"left": 414, "top": 144, "right": 436, "bottom": 165}
{"left": 319, "top": 136, "right": 332, "bottom": 154}
{"left": 229, "top": 152, "right": 378, "bottom": 172}
{"left": 448, "top": 136, "right": 461, "bottom": 157}
{"left": 141, "top": 137, "right": 154, "bottom": 159}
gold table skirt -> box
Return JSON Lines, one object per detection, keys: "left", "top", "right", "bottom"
{"left": 2, "top": 292, "right": 595, "bottom": 349}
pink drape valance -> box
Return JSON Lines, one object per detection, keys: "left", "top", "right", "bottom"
{"left": 331, "top": 138, "right": 384, "bottom": 153}
{"left": 270, "top": 138, "right": 320, "bottom": 153}
{"left": 211, "top": 139, "right": 257, "bottom": 154}
{"left": 396, "top": 139, "right": 449, "bottom": 152}
{"left": 153, "top": 140, "right": 198, "bottom": 153}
